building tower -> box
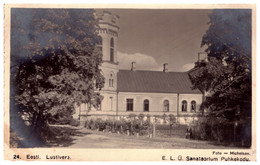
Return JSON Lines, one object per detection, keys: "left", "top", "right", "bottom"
{"left": 93, "top": 10, "right": 120, "bottom": 118}
{"left": 73, "top": 10, "right": 120, "bottom": 120}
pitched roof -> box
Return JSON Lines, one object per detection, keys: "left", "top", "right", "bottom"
{"left": 117, "top": 70, "right": 202, "bottom": 94}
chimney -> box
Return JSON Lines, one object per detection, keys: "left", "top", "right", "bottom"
{"left": 131, "top": 62, "right": 136, "bottom": 71}
{"left": 163, "top": 63, "right": 168, "bottom": 72}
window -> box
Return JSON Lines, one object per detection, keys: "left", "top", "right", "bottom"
{"left": 126, "top": 99, "right": 133, "bottom": 111}
{"left": 110, "top": 97, "right": 113, "bottom": 111}
{"left": 143, "top": 99, "right": 149, "bottom": 112}
{"left": 96, "top": 94, "right": 102, "bottom": 111}
{"left": 97, "top": 36, "right": 102, "bottom": 55}
{"left": 191, "top": 100, "right": 196, "bottom": 112}
{"left": 110, "top": 38, "right": 114, "bottom": 62}
{"left": 182, "top": 100, "right": 187, "bottom": 112}
{"left": 109, "top": 73, "right": 114, "bottom": 87}
{"left": 163, "top": 100, "right": 169, "bottom": 112}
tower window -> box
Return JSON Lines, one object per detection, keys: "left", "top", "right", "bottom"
{"left": 110, "top": 97, "right": 113, "bottom": 111}
{"left": 109, "top": 73, "right": 114, "bottom": 87}
{"left": 182, "top": 100, "right": 187, "bottom": 112}
{"left": 191, "top": 100, "right": 196, "bottom": 112}
{"left": 126, "top": 99, "right": 134, "bottom": 111}
{"left": 97, "top": 36, "right": 102, "bottom": 55}
{"left": 110, "top": 38, "right": 114, "bottom": 62}
{"left": 143, "top": 99, "right": 149, "bottom": 112}
{"left": 163, "top": 100, "right": 169, "bottom": 112}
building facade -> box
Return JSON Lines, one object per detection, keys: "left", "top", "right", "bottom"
{"left": 74, "top": 11, "right": 203, "bottom": 125}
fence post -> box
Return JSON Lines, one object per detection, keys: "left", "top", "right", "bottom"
{"left": 170, "top": 124, "right": 172, "bottom": 136}
{"left": 153, "top": 123, "right": 156, "bottom": 138}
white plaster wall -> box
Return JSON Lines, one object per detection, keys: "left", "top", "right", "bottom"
{"left": 99, "top": 24, "right": 118, "bottom": 63}
{"left": 99, "top": 92, "right": 117, "bottom": 112}
{"left": 100, "top": 64, "right": 118, "bottom": 91}
{"left": 117, "top": 92, "right": 178, "bottom": 115}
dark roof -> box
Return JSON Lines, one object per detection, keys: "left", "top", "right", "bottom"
{"left": 117, "top": 70, "right": 202, "bottom": 94}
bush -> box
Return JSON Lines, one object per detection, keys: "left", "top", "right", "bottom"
{"left": 140, "top": 120, "right": 152, "bottom": 136}
{"left": 146, "top": 114, "right": 151, "bottom": 122}
{"left": 83, "top": 118, "right": 153, "bottom": 137}
{"left": 138, "top": 113, "right": 145, "bottom": 121}
{"left": 98, "top": 120, "right": 106, "bottom": 131}
{"left": 69, "top": 119, "right": 80, "bottom": 127}
{"left": 169, "top": 114, "right": 176, "bottom": 124}
{"left": 114, "top": 120, "right": 122, "bottom": 133}
{"left": 89, "top": 119, "right": 96, "bottom": 130}
{"left": 129, "top": 113, "right": 136, "bottom": 119}
{"left": 132, "top": 119, "right": 141, "bottom": 134}
{"left": 105, "top": 120, "right": 114, "bottom": 132}
{"left": 121, "top": 119, "right": 131, "bottom": 134}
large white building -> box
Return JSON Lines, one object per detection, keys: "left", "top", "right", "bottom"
{"left": 74, "top": 10, "right": 203, "bottom": 124}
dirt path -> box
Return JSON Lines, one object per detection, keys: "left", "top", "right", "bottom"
{"left": 55, "top": 126, "right": 238, "bottom": 149}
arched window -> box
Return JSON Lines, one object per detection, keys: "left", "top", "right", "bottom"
{"left": 191, "top": 100, "right": 196, "bottom": 112}
{"left": 110, "top": 38, "right": 114, "bottom": 62}
{"left": 143, "top": 99, "right": 149, "bottom": 112}
{"left": 163, "top": 100, "right": 169, "bottom": 112}
{"left": 97, "top": 36, "right": 102, "bottom": 55}
{"left": 182, "top": 100, "right": 187, "bottom": 112}
{"left": 109, "top": 73, "right": 114, "bottom": 87}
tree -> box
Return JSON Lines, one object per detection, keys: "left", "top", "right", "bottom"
{"left": 189, "top": 9, "right": 252, "bottom": 145}
{"left": 11, "top": 9, "right": 104, "bottom": 138}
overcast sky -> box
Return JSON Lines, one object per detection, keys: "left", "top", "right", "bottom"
{"left": 11, "top": 9, "right": 212, "bottom": 72}
{"left": 107, "top": 9, "right": 212, "bottom": 72}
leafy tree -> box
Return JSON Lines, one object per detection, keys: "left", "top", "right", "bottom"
{"left": 11, "top": 9, "right": 104, "bottom": 138}
{"left": 189, "top": 9, "right": 252, "bottom": 144}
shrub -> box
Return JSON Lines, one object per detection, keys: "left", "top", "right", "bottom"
{"left": 138, "top": 113, "right": 145, "bottom": 121}
{"left": 169, "top": 114, "right": 176, "bottom": 124}
{"left": 121, "top": 119, "right": 131, "bottom": 134}
{"left": 84, "top": 120, "right": 89, "bottom": 128}
{"left": 83, "top": 117, "right": 153, "bottom": 137}
{"left": 140, "top": 120, "right": 152, "bottom": 136}
{"left": 105, "top": 119, "right": 114, "bottom": 132}
{"left": 114, "top": 120, "right": 122, "bottom": 133}
{"left": 162, "top": 113, "right": 167, "bottom": 123}
{"left": 132, "top": 119, "right": 141, "bottom": 134}
{"left": 98, "top": 120, "right": 106, "bottom": 131}
{"left": 129, "top": 113, "right": 136, "bottom": 119}
{"left": 69, "top": 119, "right": 80, "bottom": 127}
{"left": 146, "top": 114, "right": 151, "bottom": 121}
{"left": 89, "top": 119, "right": 96, "bottom": 130}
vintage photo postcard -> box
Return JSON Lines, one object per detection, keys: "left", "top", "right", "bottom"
{"left": 4, "top": 4, "right": 256, "bottom": 161}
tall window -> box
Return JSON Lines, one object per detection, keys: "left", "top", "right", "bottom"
{"left": 191, "top": 100, "right": 196, "bottom": 112}
{"left": 96, "top": 94, "right": 102, "bottom": 111}
{"left": 163, "top": 100, "right": 169, "bottom": 112}
{"left": 110, "top": 97, "right": 113, "bottom": 111}
{"left": 109, "top": 73, "right": 114, "bottom": 87}
{"left": 110, "top": 38, "right": 114, "bottom": 62}
{"left": 182, "top": 100, "right": 187, "bottom": 112}
{"left": 126, "top": 99, "right": 134, "bottom": 111}
{"left": 143, "top": 99, "right": 149, "bottom": 112}
{"left": 97, "top": 36, "right": 102, "bottom": 55}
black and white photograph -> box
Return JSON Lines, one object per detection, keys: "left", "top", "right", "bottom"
{"left": 4, "top": 4, "right": 256, "bottom": 161}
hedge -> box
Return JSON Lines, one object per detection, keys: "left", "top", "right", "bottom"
{"left": 84, "top": 118, "right": 153, "bottom": 137}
